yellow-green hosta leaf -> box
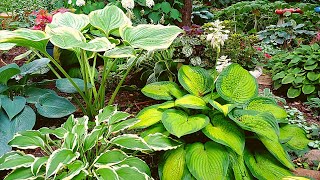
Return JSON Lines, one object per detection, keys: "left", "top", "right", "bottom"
{"left": 282, "top": 176, "right": 310, "bottom": 180}
{"left": 104, "top": 46, "right": 135, "bottom": 58}
{"left": 51, "top": 12, "right": 89, "bottom": 31}
{"left": 244, "top": 149, "right": 292, "bottom": 180}
{"left": 0, "top": 153, "right": 34, "bottom": 170}
{"left": 143, "top": 133, "right": 183, "bottom": 151}
{"left": 94, "top": 167, "right": 119, "bottom": 180}
{"left": 202, "top": 113, "right": 245, "bottom": 155}
{"left": 186, "top": 142, "right": 229, "bottom": 180}
{"left": 279, "top": 124, "right": 311, "bottom": 151}
{"left": 94, "top": 150, "right": 127, "bottom": 167}
{"left": 178, "top": 65, "right": 214, "bottom": 97}
{"left": 175, "top": 94, "right": 208, "bottom": 110}
{"left": 209, "top": 100, "right": 235, "bottom": 116}
{"left": 245, "top": 97, "right": 287, "bottom": 123}
{"left": 216, "top": 64, "right": 258, "bottom": 103}
{"left": 110, "top": 134, "right": 151, "bottom": 151}
{"left": 120, "top": 24, "right": 183, "bottom": 51}
{"left": 142, "top": 81, "right": 185, "bottom": 100}
{"left": 162, "top": 109, "right": 209, "bottom": 138}
{"left": 89, "top": 5, "right": 131, "bottom": 36}
{"left": 229, "top": 152, "right": 252, "bottom": 180}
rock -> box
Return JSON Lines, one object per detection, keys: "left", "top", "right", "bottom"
{"left": 294, "top": 168, "right": 320, "bottom": 180}
{"left": 303, "top": 150, "right": 320, "bottom": 164}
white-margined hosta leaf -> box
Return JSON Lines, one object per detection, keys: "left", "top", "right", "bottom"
{"left": 110, "top": 134, "right": 151, "bottom": 151}
{"left": 78, "top": 37, "right": 115, "bottom": 52}
{"left": 95, "top": 105, "right": 117, "bottom": 125}
{"left": 83, "top": 125, "right": 102, "bottom": 152}
{"left": 111, "top": 118, "right": 140, "bottom": 133}
{"left": 94, "top": 150, "right": 128, "bottom": 167}
{"left": 216, "top": 64, "right": 258, "bottom": 103}
{"left": 63, "top": 115, "right": 76, "bottom": 132}
{"left": 89, "top": 5, "right": 131, "bottom": 36}
{"left": 56, "top": 160, "right": 86, "bottom": 179}
{"left": 202, "top": 113, "right": 245, "bottom": 155}
{"left": 61, "top": 132, "right": 78, "bottom": 151}
{"left": 72, "top": 116, "right": 89, "bottom": 139}
{"left": 208, "top": 100, "right": 235, "bottom": 116}
{"left": 143, "top": 133, "right": 182, "bottom": 151}
{"left": 175, "top": 94, "right": 209, "bottom": 110}
{"left": 120, "top": 24, "right": 183, "bottom": 51}
{"left": 0, "top": 43, "right": 15, "bottom": 50}
{"left": 104, "top": 46, "right": 135, "bottom": 58}
{"left": 94, "top": 167, "right": 119, "bottom": 180}
{"left": 51, "top": 12, "right": 89, "bottom": 31}
{"left": 109, "top": 111, "right": 131, "bottom": 124}
{"left": 8, "top": 130, "right": 45, "bottom": 150}
{"left": 38, "top": 127, "right": 67, "bottom": 139}
{"left": 0, "top": 153, "right": 34, "bottom": 170}
{"left": 279, "top": 124, "right": 311, "bottom": 151}
{"left": 113, "top": 157, "right": 151, "bottom": 176}
{"left": 140, "top": 123, "right": 170, "bottom": 138}
{"left": 46, "top": 148, "right": 80, "bottom": 178}
{"left": 186, "top": 142, "right": 229, "bottom": 180}
{"left": 114, "top": 166, "right": 150, "bottom": 180}
{"left": 142, "top": 81, "right": 185, "bottom": 100}
{"left": 4, "top": 167, "right": 43, "bottom": 180}
{"left": 31, "top": 156, "right": 48, "bottom": 176}
{"left": 162, "top": 109, "right": 209, "bottom": 138}
{"left": 178, "top": 65, "right": 214, "bottom": 97}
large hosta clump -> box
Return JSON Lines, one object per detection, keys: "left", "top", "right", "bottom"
{"left": 132, "top": 63, "right": 311, "bottom": 180}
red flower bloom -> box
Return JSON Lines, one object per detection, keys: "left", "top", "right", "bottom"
{"left": 31, "top": 10, "right": 52, "bottom": 31}
{"left": 264, "top": 53, "right": 272, "bottom": 59}
{"left": 254, "top": 46, "right": 262, "bottom": 51}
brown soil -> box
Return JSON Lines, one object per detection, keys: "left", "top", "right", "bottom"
{"left": 0, "top": 47, "right": 29, "bottom": 67}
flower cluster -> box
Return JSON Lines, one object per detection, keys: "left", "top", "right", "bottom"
{"left": 121, "top": 0, "right": 134, "bottom": 9}
{"left": 205, "top": 20, "right": 230, "bottom": 49}
{"left": 254, "top": 46, "right": 272, "bottom": 59}
{"left": 216, "top": 55, "right": 231, "bottom": 72}
{"left": 68, "top": 0, "right": 86, "bottom": 7}
{"left": 146, "top": 0, "right": 155, "bottom": 8}
{"left": 31, "top": 10, "right": 52, "bottom": 31}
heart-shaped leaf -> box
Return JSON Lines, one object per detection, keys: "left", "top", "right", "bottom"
{"left": 51, "top": 12, "right": 89, "bottom": 31}
{"left": 25, "top": 87, "right": 57, "bottom": 103}
{"left": 0, "top": 63, "right": 20, "bottom": 85}
{"left": 307, "top": 72, "right": 320, "bottom": 81}
{"left": 302, "top": 84, "right": 315, "bottom": 94}
{"left": 280, "top": 124, "right": 311, "bottom": 151}
{"left": 175, "top": 94, "right": 208, "bottom": 110}
{"left": 287, "top": 87, "right": 301, "bottom": 98}
{"left": 1, "top": 96, "right": 26, "bottom": 120}
{"left": 142, "top": 81, "right": 185, "bottom": 100}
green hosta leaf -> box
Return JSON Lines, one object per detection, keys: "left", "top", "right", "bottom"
{"left": 1, "top": 96, "right": 26, "bottom": 120}
{"left": 0, "top": 43, "right": 15, "bottom": 50}
{"left": 115, "top": 166, "right": 150, "bottom": 180}
{"left": 95, "top": 105, "right": 117, "bottom": 124}
{"left": 111, "top": 118, "right": 140, "bottom": 133}
{"left": 208, "top": 100, "right": 235, "bottom": 116}
{"left": 120, "top": 24, "right": 183, "bottom": 51}
{"left": 245, "top": 97, "right": 287, "bottom": 123}
{"left": 4, "top": 167, "right": 42, "bottom": 180}
{"left": 202, "top": 113, "right": 245, "bottom": 155}
{"left": 175, "top": 94, "right": 208, "bottom": 109}
{"left": 178, "top": 65, "right": 214, "bottom": 97}
{"left": 140, "top": 123, "right": 170, "bottom": 138}
{"left": 39, "top": 127, "right": 67, "bottom": 139}
{"left": 307, "top": 72, "right": 320, "bottom": 81}
{"left": 25, "top": 87, "right": 56, "bottom": 103}
{"left": 20, "top": 58, "right": 50, "bottom": 76}
{"left": 109, "top": 111, "right": 131, "bottom": 124}
{"left": 287, "top": 87, "right": 301, "bottom": 98}
{"left": 272, "top": 71, "right": 285, "bottom": 81}
{"left": 56, "top": 160, "right": 85, "bottom": 179}
{"left": 51, "top": 12, "right": 89, "bottom": 31}
{"left": 46, "top": 148, "right": 80, "bottom": 178}
{"left": 216, "top": 64, "right": 258, "bottom": 103}
{"left": 0, "top": 154, "right": 34, "bottom": 170}
{"left": 162, "top": 109, "right": 209, "bottom": 138}
{"left": 280, "top": 124, "right": 311, "bottom": 151}
{"left": 31, "top": 156, "right": 48, "bottom": 176}
{"left": 94, "top": 167, "right": 119, "bottom": 180}
{"left": 282, "top": 74, "right": 295, "bottom": 84}
{"left": 35, "top": 93, "right": 76, "bottom": 118}
{"left": 83, "top": 126, "right": 102, "bottom": 152}
{"left": 229, "top": 152, "right": 251, "bottom": 180}
{"left": 302, "top": 84, "right": 315, "bottom": 94}
{"left": 114, "top": 157, "right": 151, "bottom": 176}
{"left": 110, "top": 134, "right": 151, "bottom": 151}
{"left": 143, "top": 133, "right": 182, "bottom": 151}
{"left": 78, "top": 37, "right": 115, "bottom": 52}
{"left": 61, "top": 132, "right": 78, "bottom": 150}
{"left": 0, "top": 63, "right": 20, "bottom": 85}
{"left": 94, "top": 150, "right": 127, "bottom": 167}
{"left": 9, "top": 130, "right": 44, "bottom": 150}
{"left": 186, "top": 142, "right": 229, "bottom": 180}
{"left": 89, "top": 5, "right": 131, "bottom": 36}
{"left": 56, "top": 78, "right": 92, "bottom": 93}
{"left": 142, "top": 81, "right": 185, "bottom": 100}
{"left": 304, "top": 63, "right": 317, "bottom": 70}
{"left": 104, "top": 46, "right": 135, "bottom": 58}
{"left": 244, "top": 149, "right": 292, "bottom": 180}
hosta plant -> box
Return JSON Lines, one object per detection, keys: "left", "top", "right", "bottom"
{"left": 0, "top": 105, "right": 182, "bottom": 179}
{"left": 131, "top": 64, "right": 310, "bottom": 179}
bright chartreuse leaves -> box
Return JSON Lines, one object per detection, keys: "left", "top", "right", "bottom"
{"left": 0, "top": 63, "right": 20, "bottom": 85}
{"left": 216, "top": 64, "right": 258, "bottom": 103}
{"left": 56, "top": 78, "right": 92, "bottom": 93}
{"left": 279, "top": 124, "right": 311, "bottom": 151}
{"left": 202, "top": 113, "right": 245, "bottom": 155}
{"left": 162, "top": 109, "right": 209, "bottom": 138}
{"left": 244, "top": 149, "right": 292, "bottom": 180}
{"left": 178, "top": 65, "right": 213, "bottom": 97}
{"left": 143, "top": 133, "right": 182, "bottom": 151}
{"left": 51, "top": 12, "right": 89, "bottom": 31}
{"left": 120, "top": 24, "right": 183, "bottom": 51}
{"left": 186, "top": 142, "right": 229, "bottom": 180}
{"left": 89, "top": 5, "right": 131, "bottom": 36}
{"left": 142, "top": 81, "right": 185, "bottom": 100}
{"left": 208, "top": 100, "right": 235, "bottom": 116}
{"left": 245, "top": 97, "right": 287, "bottom": 123}
{"left": 229, "top": 152, "right": 252, "bottom": 180}
{"left": 110, "top": 134, "right": 151, "bottom": 151}
{"left": 1, "top": 96, "right": 26, "bottom": 120}
{"left": 175, "top": 94, "right": 208, "bottom": 110}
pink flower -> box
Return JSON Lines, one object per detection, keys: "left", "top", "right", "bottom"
{"left": 264, "top": 53, "right": 272, "bottom": 59}
{"left": 32, "top": 25, "right": 42, "bottom": 30}
{"left": 52, "top": 8, "right": 70, "bottom": 15}
{"left": 254, "top": 46, "right": 262, "bottom": 51}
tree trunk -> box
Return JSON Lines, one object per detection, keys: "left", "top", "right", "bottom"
{"left": 179, "top": 0, "right": 192, "bottom": 27}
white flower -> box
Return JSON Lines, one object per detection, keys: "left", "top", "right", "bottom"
{"left": 146, "top": 0, "right": 154, "bottom": 8}
{"left": 216, "top": 56, "right": 231, "bottom": 72}
{"left": 76, "top": 0, "right": 85, "bottom": 6}
{"left": 121, "top": 0, "right": 134, "bottom": 9}
{"left": 68, "top": 0, "right": 72, "bottom": 4}
{"left": 206, "top": 20, "right": 229, "bottom": 49}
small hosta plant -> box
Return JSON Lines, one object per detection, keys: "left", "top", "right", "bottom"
{"left": 0, "top": 105, "right": 182, "bottom": 179}
{"left": 132, "top": 64, "right": 310, "bottom": 179}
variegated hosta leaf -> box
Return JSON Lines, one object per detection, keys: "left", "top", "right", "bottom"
{"left": 111, "top": 118, "right": 140, "bottom": 133}
{"left": 0, "top": 29, "right": 49, "bottom": 52}
{"left": 8, "top": 131, "right": 45, "bottom": 150}
{"left": 63, "top": 115, "right": 76, "bottom": 132}
{"left": 279, "top": 124, "right": 311, "bottom": 151}
{"left": 115, "top": 166, "right": 151, "bottom": 180}
{"left": 143, "top": 133, "right": 182, "bottom": 151}
{"left": 0, "top": 153, "right": 34, "bottom": 170}
{"left": 72, "top": 116, "right": 89, "bottom": 139}
{"left": 56, "top": 160, "right": 86, "bottom": 179}
{"left": 31, "top": 156, "right": 48, "bottom": 176}
{"left": 162, "top": 109, "right": 209, "bottom": 138}
{"left": 209, "top": 100, "right": 235, "bottom": 116}
{"left": 61, "top": 132, "right": 78, "bottom": 150}
{"left": 202, "top": 113, "right": 245, "bottom": 155}
{"left": 0, "top": 43, "right": 15, "bottom": 50}
{"left": 282, "top": 176, "right": 310, "bottom": 180}
{"left": 120, "top": 24, "right": 183, "bottom": 51}
{"left": 38, "top": 127, "right": 67, "bottom": 139}
{"left": 245, "top": 97, "right": 287, "bottom": 123}
{"left": 51, "top": 12, "right": 89, "bottom": 31}
{"left": 178, "top": 65, "right": 214, "bottom": 97}
{"left": 216, "top": 64, "right": 258, "bottom": 103}
{"left": 175, "top": 94, "right": 208, "bottom": 110}
{"left": 109, "top": 111, "right": 131, "bottom": 125}
{"left": 94, "top": 150, "right": 128, "bottom": 167}
{"left": 140, "top": 123, "right": 170, "bottom": 138}
{"left": 130, "top": 102, "right": 174, "bottom": 129}
{"left": 104, "top": 46, "right": 135, "bottom": 58}
{"left": 94, "top": 167, "right": 119, "bottom": 180}
{"left": 186, "top": 142, "right": 229, "bottom": 180}
{"left": 244, "top": 149, "right": 292, "bottom": 180}
{"left": 95, "top": 105, "right": 117, "bottom": 125}
{"left": 142, "top": 81, "right": 185, "bottom": 100}
{"left": 46, "top": 148, "right": 80, "bottom": 178}
{"left": 4, "top": 167, "right": 43, "bottom": 180}
{"left": 83, "top": 125, "right": 102, "bottom": 152}
{"left": 110, "top": 134, "right": 151, "bottom": 151}
{"left": 78, "top": 37, "right": 115, "bottom": 52}
{"left": 89, "top": 5, "right": 131, "bottom": 36}
{"left": 113, "top": 157, "right": 151, "bottom": 176}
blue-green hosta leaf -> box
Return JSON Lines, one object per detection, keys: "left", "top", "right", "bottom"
{"left": 143, "top": 133, "right": 182, "bottom": 151}
{"left": 89, "top": 5, "right": 131, "bottom": 36}
{"left": 25, "top": 87, "right": 57, "bottom": 103}
{"left": 208, "top": 100, "right": 235, "bottom": 116}
{"left": 120, "top": 24, "right": 183, "bottom": 51}
{"left": 56, "top": 78, "right": 92, "bottom": 93}
{"left": 94, "top": 150, "right": 127, "bottom": 167}
{"left": 9, "top": 130, "right": 45, "bottom": 150}
{"left": 178, "top": 65, "right": 214, "bottom": 97}
{"left": 1, "top": 96, "right": 26, "bottom": 120}
{"left": 35, "top": 93, "right": 76, "bottom": 118}
{"left": 216, "top": 64, "right": 258, "bottom": 103}
{"left": 20, "top": 58, "right": 50, "bottom": 76}
{"left": 4, "top": 167, "right": 43, "bottom": 180}
{"left": 244, "top": 149, "right": 292, "bottom": 180}
{"left": 175, "top": 94, "right": 208, "bottom": 110}
{"left": 186, "top": 142, "right": 229, "bottom": 180}
{"left": 279, "top": 124, "right": 311, "bottom": 151}
{"left": 142, "top": 81, "right": 185, "bottom": 100}
{"left": 56, "top": 160, "right": 86, "bottom": 179}
{"left": 202, "top": 113, "right": 245, "bottom": 155}
{"left": 0, "top": 43, "right": 15, "bottom": 50}
{"left": 0, "top": 63, "right": 20, "bottom": 85}
{"left": 46, "top": 149, "right": 80, "bottom": 178}
{"left": 51, "top": 12, "right": 89, "bottom": 31}
{"left": 0, "top": 153, "right": 34, "bottom": 170}
{"left": 245, "top": 97, "right": 287, "bottom": 123}
{"left": 162, "top": 109, "right": 209, "bottom": 138}
{"left": 130, "top": 102, "right": 175, "bottom": 129}
{"left": 115, "top": 166, "right": 150, "bottom": 180}
{"left": 94, "top": 167, "right": 119, "bottom": 180}
{"left": 104, "top": 46, "right": 135, "bottom": 58}
{"left": 110, "top": 134, "right": 151, "bottom": 151}
{"left": 114, "top": 157, "right": 151, "bottom": 176}
{"left": 83, "top": 125, "right": 102, "bottom": 152}
{"left": 31, "top": 156, "right": 48, "bottom": 176}
{"left": 111, "top": 118, "right": 140, "bottom": 133}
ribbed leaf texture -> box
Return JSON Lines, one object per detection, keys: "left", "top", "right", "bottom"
{"left": 279, "top": 124, "right": 311, "bottom": 151}
{"left": 142, "top": 81, "right": 185, "bottom": 100}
